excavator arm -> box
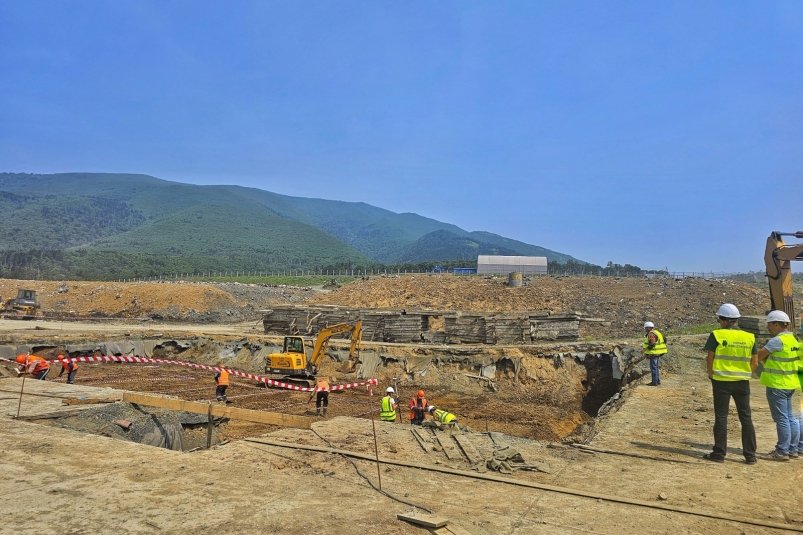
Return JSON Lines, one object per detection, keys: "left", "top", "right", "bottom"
{"left": 308, "top": 320, "right": 362, "bottom": 370}
{"left": 764, "top": 231, "right": 803, "bottom": 331}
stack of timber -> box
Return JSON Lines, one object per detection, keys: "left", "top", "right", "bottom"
{"left": 530, "top": 313, "right": 581, "bottom": 340}
{"left": 262, "top": 305, "right": 580, "bottom": 343}
{"left": 738, "top": 316, "right": 771, "bottom": 337}
{"left": 445, "top": 315, "right": 487, "bottom": 344}
{"left": 485, "top": 315, "right": 529, "bottom": 344}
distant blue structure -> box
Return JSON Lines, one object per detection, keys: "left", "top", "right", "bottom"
{"left": 452, "top": 267, "right": 477, "bottom": 275}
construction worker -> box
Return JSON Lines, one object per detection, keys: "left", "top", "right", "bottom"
{"left": 57, "top": 354, "right": 78, "bottom": 384}
{"left": 702, "top": 303, "right": 758, "bottom": 464}
{"left": 755, "top": 310, "right": 801, "bottom": 461}
{"left": 408, "top": 389, "right": 428, "bottom": 425}
{"left": 214, "top": 367, "right": 230, "bottom": 402}
{"left": 15, "top": 354, "right": 50, "bottom": 380}
{"left": 379, "top": 387, "right": 398, "bottom": 422}
{"left": 427, "top": 406, "right": 457, "bottom": 426}
{"left": 315, "top": 376, "right": 330, "bottom": 417}
{"left": 642, "top": 321, "right": 667, "bottom": 386}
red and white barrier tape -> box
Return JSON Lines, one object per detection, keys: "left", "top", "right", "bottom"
{"left": 0, "top": 356, "right": 377, "bottom": 393}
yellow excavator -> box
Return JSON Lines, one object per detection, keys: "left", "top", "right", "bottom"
{"left": 764, "top": 230, "right": 803, "bottom": 331}
{"left": 265, "top": 320, "right": 363, "bottom": 382}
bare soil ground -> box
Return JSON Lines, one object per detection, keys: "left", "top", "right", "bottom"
{"left": 0, "top": 275, "right": 799, "bottom": 534}
{"left": 1, "top": 337, "right": 801, "bottom": 534}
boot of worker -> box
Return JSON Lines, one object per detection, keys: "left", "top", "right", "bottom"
{"left": 322, "top": 407, "right": 328, "bottom": 417}
{"left": 316, "top": 407, "right": 321, "bottom": 417}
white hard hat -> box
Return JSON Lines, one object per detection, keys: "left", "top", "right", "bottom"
{"left": 427, "top": 405, "right": 435, "bottom": 412}
{"left": 717, "top": 303, "right": 741, "bottom": 319}
{"left": 644, "top": 321, "right": 655, "bottom": 329}
{"left": 385, "top": 387, "right": 395, "bottom": 394}
{"left": 767, "top": 310, "right": 791, "bottom": 323}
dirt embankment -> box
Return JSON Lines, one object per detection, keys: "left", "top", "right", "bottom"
{"left": 2, "top": 275, "right": 769, "bottom": 337}
{"left": 0, "top": 279, "right": 313, "bottom": 322}
{"left": 310, "top": 274, "right": 769, "bottom": 337}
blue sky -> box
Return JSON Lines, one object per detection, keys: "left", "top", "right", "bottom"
{"left": 1, "top": 1, "right": 802, "bottom": 272}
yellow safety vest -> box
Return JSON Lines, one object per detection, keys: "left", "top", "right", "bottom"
{"left": 433, "top": 408, "right": 457, "bottom": 424}
{"left": 712, "top": 329, "right": 754, "bottom": 382}
{"left": 380, "top": 396, "right": 396, "bottom": 421}
{"left": 760, "top": 333, "right": 801, "bottom": 390}
{"left": 643, "top": 329, "right": 667, "bottom": 356}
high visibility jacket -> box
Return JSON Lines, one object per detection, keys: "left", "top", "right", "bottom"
{"left": 408, "top": 396, "right": 428, "bottom": 420}
{"left": 61, "top": 360, "right": 78, "bottom": 372}
{"left": 380, "top": 396, "right": 397, "bottom": 421}
{"left": 216, "top": 369, "right": 229, "bottom": 386}
{"left": 643, "top": 329, "right": 667, "bottom": 355}
{"left": 760, "top": 333, "right": 801, "bottom": 390}
{"left": 433, "top": 408, "right": 457, "bottom": 424}
{"left": 23, "top": 355, "right": 50, "bottom": 374}
{"left": 711, "top": 329, "right": 755, "bottom": 382}
{"left": 316, "top": 377, "right": 330, "bottom": 392}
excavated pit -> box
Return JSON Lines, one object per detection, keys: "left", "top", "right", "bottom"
{"left": 2, "top": 336, "right": 644, "bottom": 447}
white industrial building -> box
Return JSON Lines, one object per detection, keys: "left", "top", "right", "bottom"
{"left": 476, "top": 255, "right": 548, "bottom": 275}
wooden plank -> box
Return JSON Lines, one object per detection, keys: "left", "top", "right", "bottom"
{"left": 430, "top": 429, "right": 459, "bottom": 461}
{"left": 452, "top": 434, "right": 483, "bottom": 465}
{"left": 411, "top": 428, "right": 429, "bottom": 452}
{"left": 122, "top": 392, "right": 312, "bottom": 429}
{"left": 63, "top": 397, "right": 117, "bottom": 405}
{"left": 397, "top": 512, "right": 449, "bottom": 529}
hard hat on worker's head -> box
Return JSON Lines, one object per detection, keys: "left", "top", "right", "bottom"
{"left": 57, "top": 354, "right": 64, "bottom": 361}
{"left": 643, "top": 321, "right": 655, "bottom": 329}
{"left": 767, "top": 310, "right": 791, "bottom": 324}
{"left": 15, "top": 355, "right": 26, "bottom": 364}
{"left": 417, "top": 390, "right": 425, "bottom": 398}
{"left": 427, "top": 405, "right": 435, "bottom": 413}
{"left": 385, "top": 387, "right": 395, "bottom": 394}
{"left": 716, "top": 303, "right": 741, "bottom": 319}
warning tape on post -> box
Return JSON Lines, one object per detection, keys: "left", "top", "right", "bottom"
{"left": 0, "top": 355, "right": 377, "bottom": 393}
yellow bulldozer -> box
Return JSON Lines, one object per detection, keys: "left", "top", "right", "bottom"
{"left": 1, "top": 289, "right": 42, "bottom": 319}
{"left": 265, "top": 320, "right": 362, "bottom": 384}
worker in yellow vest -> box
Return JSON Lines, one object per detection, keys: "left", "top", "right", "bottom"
{"left": 702, "top": 303, "right": 758, "bottom": 464}
{"left": 379, "top": 387, "right": 398, "bottom": 422}
{"left": 642, "top": 321, "right": 667, "bottom": 386}
{"left": 215, "top": 368, "right": 230, "bottom": 402}
{"left": 427, "top": 406, "right": 458, "bottom": 426}
{"left": 756, "top": 311, "right": 801, "bottom": 461}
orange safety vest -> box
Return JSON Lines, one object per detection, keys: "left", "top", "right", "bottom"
{"left": 316, "top": 377, "right": 330, "bottom": 391}
{"left": 61, "top": 359, "right": 78, "bottom": 371}
{"left": 408, "top": 396, "right": 428, "bottom": 420}
{"left": 216, "top": 369, "right": 229, "bottom": 386}
{"left": 27, "top": 355, "right": 50, "bottom": 373}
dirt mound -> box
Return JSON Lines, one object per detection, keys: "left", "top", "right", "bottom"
{"left": 1, "top": 275, "right": 770, "bottom": 336}
{"left": 0, "top": 279, "right": 313, "bottom": 322}
{"left": 309, "top": 274, "right": 769, "bottom": 337}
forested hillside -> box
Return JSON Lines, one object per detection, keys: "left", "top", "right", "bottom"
{"left": 0, "top": 172, "right": 583, "bottom": 279}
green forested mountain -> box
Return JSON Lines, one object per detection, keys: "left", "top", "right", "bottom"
{"left": 0, "top": 172, "right": 583, "bottom": 279}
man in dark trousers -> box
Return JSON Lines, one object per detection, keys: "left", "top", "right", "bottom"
{"left": 702, "top": 303, "right": 758, "bottom": 464}
{"left": 214, "top": 368, "right": 229, "bottom": 402}
{"left": 57, "top": 354, "right": 78, "bottom": 384}
{"left": 315, "top": 376, "right": 330, "bottom": 417}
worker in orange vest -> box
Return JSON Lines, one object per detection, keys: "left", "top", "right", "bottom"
{"left": 15, "top": 354, "right": 50, "bottom": 380}
{"left": 57, "top": 354, "right": 78, "bottom": 384}
{"left": 409, "top": 389, "right": 428, "bottom": 425}
{"left": 315, "top": 376, "right": 330, "bottom": 417}
{"left": 214, "top": 368, "right": 230, "bottom": 402}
